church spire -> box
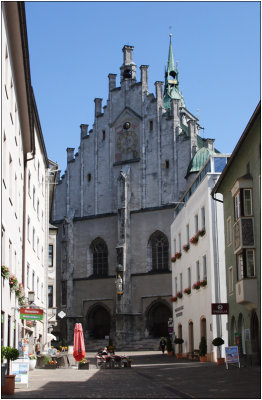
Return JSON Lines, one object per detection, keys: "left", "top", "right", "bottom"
{"left": 164, "top": 34, "right": 185, "bottom": 110}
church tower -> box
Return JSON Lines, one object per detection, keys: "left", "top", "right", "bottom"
{"left": 52, "top": 37, "right": 217, "bottom": 347}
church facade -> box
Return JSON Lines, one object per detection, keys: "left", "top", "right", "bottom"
{"left": 52, "top": 37, "right": 217, "bottom": 345}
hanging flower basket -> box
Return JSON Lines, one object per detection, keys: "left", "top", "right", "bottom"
{"left": 183, "top": 244, "right": 190, "bottom": 252}
{"left": 190, "top": 235, "right": 199, "bottom": 245}
{"left": 170, "top": 296, "right": 177, "bottom": 302}
{"left": 200, "top": 279, "right": 207, "bottom": 287}
{"left": 9, "top": 275, "right": 18, "bottom": 291}
{"left": 176, "top": 291, "right": 183, "bottom": 299}
{"left": 192, "top": 281, "right": 201, "bottom": 290}
{"left": 15, "top": 283, "right": 24, "bottom": 298}
{"left": 1, "top": 265, "right": 10, "bottom": 279}
{"left": 184, "top": 287, "right": 191, "bottom": 295}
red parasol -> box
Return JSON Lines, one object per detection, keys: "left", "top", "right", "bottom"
{"left": 73, "top": 323, "right": 86, "bottom": 362}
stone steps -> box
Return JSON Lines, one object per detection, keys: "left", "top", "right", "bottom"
{"left": 85, "top": 338, "right": 160, "bottom": 352}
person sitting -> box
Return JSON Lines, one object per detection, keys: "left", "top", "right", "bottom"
{"left": 102, "top": 347, "right": 108, "bottom": 355}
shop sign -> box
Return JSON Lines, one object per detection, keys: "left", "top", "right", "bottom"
{"left": 20, "top": 308, "right": 43, "bottom": 320}
{"left": 211, "top": 303, "right": 229, "bottom": 315}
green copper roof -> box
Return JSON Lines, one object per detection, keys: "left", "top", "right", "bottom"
{"left": 188, "top": 146, "right": 216, "bottom": 174}
{"left": 164, "top": 35, "right": 185, "bottom": 110}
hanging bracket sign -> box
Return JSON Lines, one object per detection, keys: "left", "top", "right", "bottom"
{"left": 211, "top": 303, "right": 229, "bottom": 315}
{"left": 20, "top": 308, "right": 43, "bottom": 320}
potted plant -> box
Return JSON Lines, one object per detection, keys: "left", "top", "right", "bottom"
{"left": 171, "top": 256, "right": 176, "bottom": 263}
{"left": 176, "top": 291, "right": 183, "bottom": 299}
{"left": 200, "top": 279, "right": 207, "bottom": 287}
{"left": 212, "top": 337, "right": 225, "bottom": 364}
{"left": 174, "top": 252, "right": 182, "bottom": 259}
{"left": 78, "top": 358, "right": 90, "bottom": 369}
{"left": 29, "top": 354, "right": 37, "bottom": 370}
{"left": 174, "top": 338, "right": 184, "bottom": 359}
{"left": 198, "top": 228, "right": 206, "bottom": 237}
{"left": 1, "top": 346, "right": 20, "bottom": 395}
{"left": 166, "top": 336, "right": 173, "bottom": 356}
{"left": 199, "top": 336, "right": 207, "bottom": 362}
{"left": 170, "top": 296, "right": 177, "bottom": 303}
{"left": 192, "top": 281, "right": 200, "bottom": 290}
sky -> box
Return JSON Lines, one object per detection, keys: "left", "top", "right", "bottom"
{"left": 25, "top": 1, "right": 260, "bottom": 174}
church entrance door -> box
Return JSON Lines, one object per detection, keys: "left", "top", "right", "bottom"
{"left": 87, "top": 305, "right": 111, "bottom": 339}
{"left": 146, "top": 302, "right": 172, "bottom": 337}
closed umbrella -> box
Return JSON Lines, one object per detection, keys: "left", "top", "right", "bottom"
{"left": 73, "top": 323, "right": 85, "bottom": 362}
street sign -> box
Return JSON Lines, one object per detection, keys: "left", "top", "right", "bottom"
{"left": 20, "top": 308, "right": 43, "bottom": 320}
{"left": 211, "top": 303, "right": 229, "bottom": 315}
{"left": 58, "top": 311, "right": 66, "bottom": 319}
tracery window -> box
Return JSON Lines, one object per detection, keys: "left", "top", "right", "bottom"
{"left": 150, "top": 231, "right": 169, "bottom": 271}
{"left": 91, "top": 238, "right": 108, "bottom": 277}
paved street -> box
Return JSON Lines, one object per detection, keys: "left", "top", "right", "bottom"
{"left": 3, "top": 351, "right": 261, "bottom": 399}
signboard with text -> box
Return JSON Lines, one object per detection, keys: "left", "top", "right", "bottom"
{"left": 211, "top": 303, "right": 229, "bottom": 315}
{"left": 20, "top": 308, "right": 43, "bottom": 320}
{"left": 11, "top": 358, "right": 29, "bottom": 387}
{"left": 225, "top": 346, "right": 240, "bottom": 369}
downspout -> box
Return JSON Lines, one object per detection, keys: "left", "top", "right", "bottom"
{"left": 22, "top": 152, "right": 35, "bottom": 337}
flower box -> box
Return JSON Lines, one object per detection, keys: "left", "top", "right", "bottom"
{"left": 192, "top": 282, "right": 200, "bottom": 290}
{"left": 190, "top": 235, "right": 199, "bottom": 245}
{"left": 1, "top": 265, "right": 10, "bottom": 279}
{"left": 183, "top": 288, "right": 191, "bottom": 295}
{"left": 171, "top": 257, "right": 176, "bottom": 263}
{"left": 198, "top": 228, "right": 206, "bottom": 237}
{"left": 45, "top": 364, "right": 57, "bottom": 369}
{"left": 176, "top": 291, "right": 183, "bottom": 299}
{"left": 183, "top": 244, "right": 190, "bottom": 252}
{"left": 78, "top": 362, "right": 90, "bottom": 370}
{"left": 170, "top": 296, "right": 177, "bottom": 302}
{"left": 174, "top": 252, "right": 182, "bottom": 259}
{"left": 200, "top": 279, "right": 207, "bottom": 287}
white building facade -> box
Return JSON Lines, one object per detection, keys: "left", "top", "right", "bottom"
{"left": 2, "top": 2, "right": 50, "bottom": 354}
{"left": 170, "top": 155, "right": 230, "bottom": 361}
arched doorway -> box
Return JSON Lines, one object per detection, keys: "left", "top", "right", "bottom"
{"left": 250, "top": 311, "right": 260, "bottom": 364}
{"left": 87, "top": 305, "right": 111, "bottom": 339}
{"left": 237, "top": 313, "right": 246, "bottom": 354}
{"left": 146, "top": 301, "right": 172, "bottom": 337}
{"left": 188, "top": 321, "right": 194, "bottom": 353}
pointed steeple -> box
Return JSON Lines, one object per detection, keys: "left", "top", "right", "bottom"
{"left": 164, "top": 34, "right": 185, "bottom": 110}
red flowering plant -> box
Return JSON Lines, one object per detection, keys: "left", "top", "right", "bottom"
{"left": 1, "top": 265, "right": 10, "bottom": 279}
{"left": 190, "top": 235, "right": 199, "bottom": 245}
{"left": 183, "top": 244, "right": 190, "bottom": 252}
{"left": 176, "top": 291, "right": 183, "bottom": 299}
{"left": 171, "top": 256, "right": 176, "bottom": 263}
{"left": 200, "top": 279, "right": 207, "bottom": 287}
{"left": 192, "top": 281, "right": 201, "bottom": 290}
{"left": 174, "top": 252, "right": 182, "bottom": 259}
{"left": 184, "top": 287, "right": 191, "bottom": 295}
{"left": 9, "top": 274, "right": 18, "bottom": 291}
{"left": 170, "top": 296, "right": 177, "bottom": 302}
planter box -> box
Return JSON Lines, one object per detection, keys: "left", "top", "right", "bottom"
{"left": 217, "top": 358, "right": 225, "bottom": 365}
{"left": 1, "top": 374, "right": 15, "bottom": 395}
{"left": 78, "top": 363, "right": 90, "bottom": 370}
{"left": 200, "top": 356, "right": 208, "bottom": 362}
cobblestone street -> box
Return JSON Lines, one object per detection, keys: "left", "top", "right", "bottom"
{"left": 3, "top": 352, "right": 261, "bottom": 399}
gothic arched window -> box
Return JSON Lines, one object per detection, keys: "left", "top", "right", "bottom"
{"left": 149, "top": 231, "right": 169, "bottom": 271}
{"left": 90, "top": 238, "right": 108, "bottom": 277}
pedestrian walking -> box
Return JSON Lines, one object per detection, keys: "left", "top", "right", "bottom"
{"left": 159, "top": 337, "right": 166, "bottom": 354}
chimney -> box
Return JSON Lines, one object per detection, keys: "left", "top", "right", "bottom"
{"left": 108, "top": 74, "right": 117, "bottom": 92}
{"left": 80, "top": 124, "right": 88, "bottom": 140}
{"left": 155, "top": 81, "right": 163, "bottom": 101}
{"left": 94, "top": 98, "right": 102, "bottom": 117}
{"left": 66, "top": 148, "right": 75, "bottom": 163}
{"left": 122, "top": 45, "right": 134, "bottom": 65}
{"left": 140, "top": 65, "right": 149, "bottom": 92}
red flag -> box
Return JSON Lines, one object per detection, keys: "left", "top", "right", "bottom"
{"left": 73, "top": 323, "right": 86, "bottom": 361}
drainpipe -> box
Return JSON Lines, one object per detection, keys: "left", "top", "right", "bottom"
{"left": 22, "top": 152, "right": 35, "bottom": 338}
